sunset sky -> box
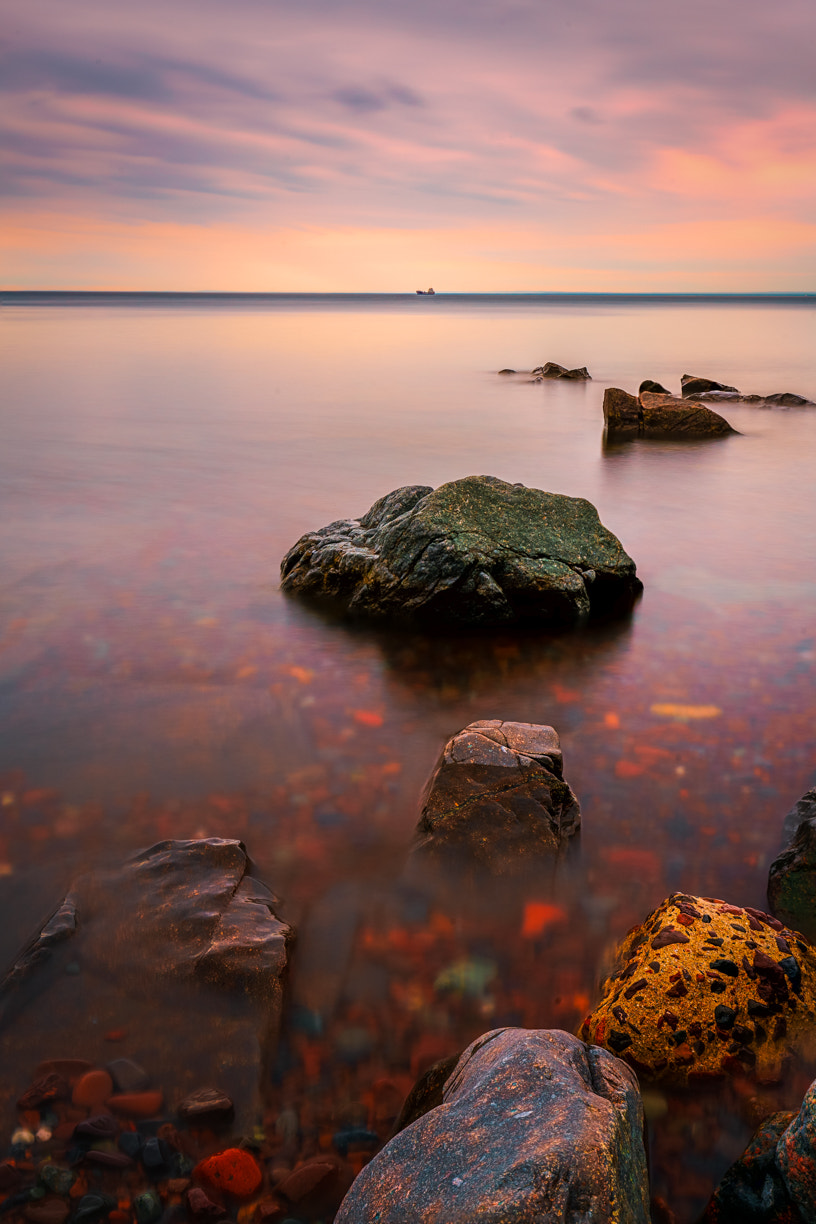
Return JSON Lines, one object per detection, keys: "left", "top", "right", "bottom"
{"left": 2, "top": 0, "right": 815, "bottom": 290}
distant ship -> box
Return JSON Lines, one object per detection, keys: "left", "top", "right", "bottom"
{"left": 415, "top": 288, "right": 436, "bottom": 295}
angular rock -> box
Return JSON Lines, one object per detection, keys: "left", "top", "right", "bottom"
{"left": 699, "top": 1110, "right": 798, "bottom": 1222}
{"left": 281, "top": 475, "right": 641, "bottom": 628}
{"left": 604, "top": 387, "right": 736, "bottom": 437}
{"left": 603, "top": 386, "right": 641, "bottom": 432}
{"left": 768, "top": 789, "right": 816, "bottom": 942}
{"left": 413, "top": 720, "right": 580, "bottom": 870}
{"left": 638, "top": 391, "right": 736, "bottom": 436}
{"left": 531, "top": 361, "right": 591, "bottom": 380}
{"left": 334, "top": 1027, "right": 650, "bottom": 1224}
{"left": 681, "top": 374, "right": 740, "bottom": 398}
{"left": 0, "top": 840, "right": 291, "bottom": 1132}
{"left": 579, "top": 893, "right": 816, "bottom": 1086}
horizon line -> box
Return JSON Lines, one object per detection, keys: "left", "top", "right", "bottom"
{"left": 3, "top": 289, "right": 814, "bottom": 299}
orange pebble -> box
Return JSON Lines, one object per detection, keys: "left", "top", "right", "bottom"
{"left": 107, "top": 1091, "right": 164, "bottom": 1118}
{"left": 72, "top": 1070, "right": 113, "bottom": 1109}
{"left": 69, "top": 1175, "right": 88, "bottom": 1200}
{"left": 196, "top": 1149, "right": 262, "bottom": 1199}
{"left": 104, "top": 1029, "right": 128, "bottom": 1042}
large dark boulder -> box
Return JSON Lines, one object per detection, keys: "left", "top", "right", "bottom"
{"left": 280, "top": 475, "right": 641, "bottom": 628}
{"left": 0, "top": 840, "right": 291, "bottom": 1131}
{"left": 603, "top": 388, "right": 736, "bottom": 437}
{"left": 414, "top": 719, "right": 580, "bottom": 869}
{"left": 768, "top": 789, "right": 816, "bottom": 942}
{"left": 335, "top": 1027, "right": 650, "bottom": 1224}
{"left": 531, "top": 361, "right": 591, "bottom": 380}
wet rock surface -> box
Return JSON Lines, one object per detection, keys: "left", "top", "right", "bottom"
{"left": 579, "top": 893, "right": 816, "bottom": 1087}
{"left": 334, "top": 1026, "right": 650, "bottom": 1224}
{"left": 0, "top": 840, "right": 291, "bottom": 1131}
{"left": 281, "top": 474, "right": 641, "bottom": 628}
{"left": 768, "top": 789, "right": 816, "bottom": 943}
{"left": 413, "top": 720, "right": 580, "bottom": 870}
{"left": 699, "top": 1110, "right": 800, "bottom": 1222}
{"left": 681, "top": 373, "right": 814, "bottom": 408}
{"left": 639, "top": 390, "right": 737, "bottom": 435}
{"left": 603, "top": 387, "right": 736, "bottom": 436}
{"left": 776, "top": 1078, "right": 816, "bottom": 1221}
{"left": 681, "top": 375, "right": 740, "bottom": 398}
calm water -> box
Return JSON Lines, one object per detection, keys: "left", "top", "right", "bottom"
{"left": 1, "top": 293, "right": 815, "bottom": 1218}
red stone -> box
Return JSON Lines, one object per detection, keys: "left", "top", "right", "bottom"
{"left": 72, "top": 1070, "right": 113, "bottom": 1108}
{"left": 107, "top": 1090, "right": 164, "bottom": 1118}
{"left": 195, "top": 1149, "right": 262, "bottom": 1199}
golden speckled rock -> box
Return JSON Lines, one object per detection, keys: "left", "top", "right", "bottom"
{"left": 578, "top": 893, "right": 816, "bottom": 1087}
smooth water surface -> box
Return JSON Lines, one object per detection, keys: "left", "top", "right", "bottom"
{"left": 1, "top": 293, "right": 815, "bottom": 1218}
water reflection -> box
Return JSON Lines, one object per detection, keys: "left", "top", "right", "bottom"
{"left": 0, "top": 297, "right": 815, "bottom": 1220}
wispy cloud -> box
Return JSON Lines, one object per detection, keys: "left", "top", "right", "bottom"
{"left": 2, "top": 0, "right": 814, "bottom": 286}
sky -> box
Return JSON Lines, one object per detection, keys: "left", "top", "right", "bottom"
{"left": 2, "top": 0, "right": 815, "bottom": 290}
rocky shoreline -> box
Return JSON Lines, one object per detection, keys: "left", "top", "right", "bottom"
{"left": 3, "top": 720, "right": 816, "bottom": 1223}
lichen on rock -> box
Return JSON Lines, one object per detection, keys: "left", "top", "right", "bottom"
{"left": 579, "top": 893, "right": 816, "bottom": 1087}
{"left": 281, "top": 475, "right": 641, "bottom": 628}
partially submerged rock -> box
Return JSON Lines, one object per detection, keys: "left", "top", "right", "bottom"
{"left": 639, "top": 379, "right": 670, "bottom": 395}
{"left": 579, "top": 893, "right": 816, "bottom": 1086}
{"left": 699, "top": 1110, "right": 797, "bottom": 1222}
{"left": 335, "top": 1027, "right": 650, "bottom": 1224}
{"left": 681, "top": 374, "right": 740, "bottom": 398}
{"left": 682, "top": 374, "right": 814, "bottom": 408}
{"left": 0, "top": 840, "right": 292, "bottom": 1131}
{"left": 281, "top": 475, "right": 641, "bottom": 628}
{"left": 531, "top": 361, "right": 591, "bottom": 381}
{"left": 603, "top": 386, "right": 736, "bottom": 437}
{"left": 776, "top": 1078, "right": 816, "bottom": 1220}
{"left": 413, "top": 720, "right": 580, "bottom": 870}
{"left": 768, "top": 788, "right": 816, "bottom": 942}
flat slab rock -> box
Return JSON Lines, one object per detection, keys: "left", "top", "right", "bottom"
{"left": 603, "top": 386, "right": 736, "bottom": 437}
{"left": 413, "top": 720, "right": 580, "bottom": 869}
{"left": 579, "top": 893, "right": 816, "bottom": 1087}
{"left": 335, "top": 1027, "right": 649, "bottom": 1224}
{"left": 0, "top": 839, "right": 292, "bottom": 1131}
{"left": 768, "top": 788, "right": 816, "bottom": 943}
{"left": 280, "top": 474, "right": 641, "bottom": 628}
{"left": 681, "top": 373, "right": 814, "bottom": 408}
